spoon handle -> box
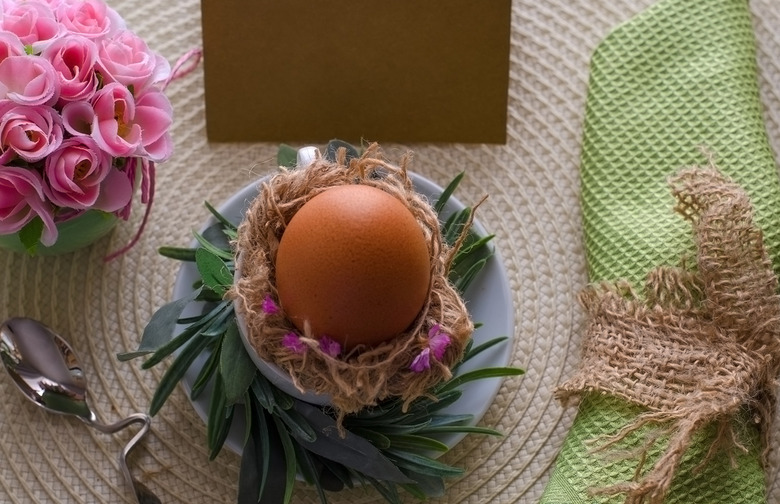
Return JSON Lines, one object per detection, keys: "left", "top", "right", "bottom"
{"left": 83, "top": 413, "right": 160, "bottom": 504}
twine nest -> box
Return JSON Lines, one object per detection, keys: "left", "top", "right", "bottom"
{"left": 231, "top": 145, "right": 475, "bottom": 417}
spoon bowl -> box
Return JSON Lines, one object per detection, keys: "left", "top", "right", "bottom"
{"left": 0, "top": 317, "right": 159, "bottom": 504}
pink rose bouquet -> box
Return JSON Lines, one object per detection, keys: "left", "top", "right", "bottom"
{"left": 0, "top": 0, "right": 173, "bottom": 255}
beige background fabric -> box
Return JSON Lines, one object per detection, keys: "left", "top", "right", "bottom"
{"left": 1, "top": 0, "right": 778, "bottom": 503}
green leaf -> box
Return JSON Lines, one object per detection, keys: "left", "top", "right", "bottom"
{"left": 157, "top": 246, "right": 197, "bottom": 261}
{"left": 190, "top": 346, "right": 221, "bottom": 400}
{"left": 19, "top": 217, "right": 43, "bottom": 254}
{"left": 454, "top": 257, "right": 490, "bottom": 293}
{"left": 349, "top": 427, "right": 391, "bottom": 449}
{"left": 195, "top": 248, "right": 232, "bottom": 295}
{"left": 425, "top": 414, "right": 474, "bottom": 428}
{"left": 276, "top": 405, "right": 317, "bottom": 443}
{"left": 386, "top": 434, "right": 449, "bottom": 453}
{"left": 220, "top": 320, "right": 257, "bottom": 405}
{"left": 401, "top": 470, "right": 446, "bottom": 498}
{"left": 272, "top": 415, "right": 297, "bottom": 504}
{"left": 117, "top": 288, "right": 201, "bottom": 361}
{"left": 256, "top": 406, "right": 273, "bottom": 499}
{"left": 140, "top": 301, "right": 230, "bottom": 369}
{"left": 204, "top": 200, "right": 238, "bottom": 232}
{"left": 444, "top": 207, "right": 472, "bottom": 245}
{"left": 206, "top": 374, "right": 228, "bottom": 459}
{"left": 201, "top": 222, "right": 233, "bottom": 253}
{"left": 277, "top": 143, "right": 298, "bottom": 168}
{"left": 461, "top": 336, "right": 509, "bottom": 364}
{"left": 315, "top": 456, "right": 354, "bottom": 490}
{"left": 193, "top": 230, "right": 234, "bottom": 260}
{"left": 434, "top": 171, "right": 464, "bottom": 214}
{"left": 385, "top": 449, "right": 465, "bottom": 478}
{"left": 148, "top": 333, "right": 213, "bottom": 415}
{"left": 437, "top": 367, "right": 524, "bottom": 394}
{"left": 363, "top": 477, "right": 401, "bottom": 504}
{"left": 238, "top": 406, "right": 285, "bottom": 504}
{"left": 251, "top": 375, "right": 277, "bottom": 412}
{"left": 419, "top": 425, "right": 502, "bottom": 436}
{"left": 292, "top": 400, "right": 414, "bottom": 484}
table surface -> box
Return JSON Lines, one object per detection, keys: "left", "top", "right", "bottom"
{"left": 1, "top": 0, "right": 779, "bottom": 503}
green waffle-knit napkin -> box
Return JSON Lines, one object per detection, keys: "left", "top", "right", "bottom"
{"left": 541, "top": 0, "right": 780, "bottom": 502}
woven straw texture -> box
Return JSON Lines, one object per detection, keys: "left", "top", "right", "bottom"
{"left": 0, "top": 1, "right": 779, "bottom": 503}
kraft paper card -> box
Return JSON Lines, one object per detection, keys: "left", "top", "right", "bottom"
{"left": 200, "top": 0, "right": 511, "bottom": 144}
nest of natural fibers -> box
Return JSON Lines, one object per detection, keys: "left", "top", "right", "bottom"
{"left": 231, "top": 145, "right": 474, "bottom": 417}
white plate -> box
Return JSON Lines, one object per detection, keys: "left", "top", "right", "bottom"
{"left": 174, "top": 171, "right": 515, "bottom": 455}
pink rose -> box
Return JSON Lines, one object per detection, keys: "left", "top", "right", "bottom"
{"left": 0, "top": 32, "right": 25, "bottom": 63}
{"left": 61, "top": 100, "right": 93, "bottom": 135}
{"left": 0, "top": 101, "right": 63, "bottom": 163}
{"left": 1, "top": 1, "right": 62, "bottom": 52}
{"left": 92, "top": 164, "right": 134, "bottom": 213}
{"left": 55, "top": 0, "right": 125, "bottom": 39}
{"left": 89, "top": 82, "right": 139, "bottom": 157}
{"left": 96, "top": 30, "right": 170, "bottom": 91}
{"left": 0, "top": 165, "right": 57, "bottom": 245}
{"left": 90, "top": 83, "right": 173, "bottom": 162}
{"left": 41, "top": 34, "right": 99, "bottom": 102}
{"left": 42, "top": 136, "right": 111, "bottom": 209}
{"left": 133, "top": 89, "right": 173, "bottom": 162}
{"left": 0, "top": 55, "right": 60, "bottom": 106}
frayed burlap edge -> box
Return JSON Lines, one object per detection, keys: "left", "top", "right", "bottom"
{"left": 229, "top": 144, "right": 475, "bottom": 420}
{"left": 556, "top": 163, "right": 780, "bottom": 504}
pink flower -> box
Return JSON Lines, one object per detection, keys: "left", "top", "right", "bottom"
{"left": 42, "top": 136, "right": 110, "bottom": 209}
{"left": 132, "top": 89, "right": 172, "bottom": 162}
{"left": 0, "top": 101, "right": 63, "bottom": 163}
{"left": 0, "top": 165, "right": 57, "bottom": 245}
{"left": 0, "top": 32, "right": 25, "bottom": 63}
{"left": 55, "top": 0, "right": 125, "bottom": 39}
{"left": 410, "top": 324, "right": 452, "bottom": 373}
{"left": 92, "top": 164, "right": 133, "bottom": 213}
{"left": 261, "top": 294, "right": 280, "bottom": 315}
{"left": 0, "top": 55, "right": 60, "bottom": 106}
{"left": 60, "top": 99, "right": 93, "bottom": 135}
{"left": 319, "top": 335, "right": 341, "bottom": 358}
{"left": 96, "top": 30, "right": 170, "bottom": 91}
{"left": 90, "top": 83, "right": 173, "bottom": 162}
{"left": 281, "top": 332, "right": 306, "bottom": 354}
{"left": 41, "top": 34, "right": 99, "bottom": 102}
{"left": 410, "top": 348, "right": 431, "bottom": 373}
{"left": 428, "top": 324, "right": 452, "bottom": 360}
{"left": 1, "top": 1, "right": 61, "bottom": 52}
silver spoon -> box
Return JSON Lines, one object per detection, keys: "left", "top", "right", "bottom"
{"left": 0, "top": 317, "right": 160, "bottom": 504}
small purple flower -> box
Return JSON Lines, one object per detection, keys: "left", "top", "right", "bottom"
{"left": 261, "top": 294, "right": 279, "bottom": 315}
{"left": 428, "top": 324, "right": 452, "bottom": 360}
{"left": 410, "top": 348, "right": 431, "bottom": 373}
{"left": 319, "top": 335, "right": 341, "bottom": 358}
{"left": 410, "top": 324, "right": 453, "bottom": 373}
{"left": 281, "top": 332, "right": 306, "bottom": 354}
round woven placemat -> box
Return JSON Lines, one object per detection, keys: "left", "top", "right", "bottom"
{"left": 1, "top": 0, "right": 779, "bottom": 503}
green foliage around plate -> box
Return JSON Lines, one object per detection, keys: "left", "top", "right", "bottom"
{"left": 121, "top": 142, "right": 523, "bottom": 504}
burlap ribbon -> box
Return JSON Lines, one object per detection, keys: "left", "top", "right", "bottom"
{"left": 540, "top": 0, "right": 780, "bottom": 502}
{"left": 556, "top": 166, "right": 780, "bottom": 503}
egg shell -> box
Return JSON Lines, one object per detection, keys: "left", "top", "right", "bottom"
{"left": 274, "top": 184, "right": 431, "bottom": 349}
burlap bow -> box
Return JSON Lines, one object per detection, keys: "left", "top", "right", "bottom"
{"left": 557, "top": 166, "right": 780, "bottom": 503}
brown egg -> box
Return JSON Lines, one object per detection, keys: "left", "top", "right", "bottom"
{"left": 275, "top": 184, "right": 431, "bottom": 349}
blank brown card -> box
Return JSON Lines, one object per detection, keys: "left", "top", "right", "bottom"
{"left": 200, "top": 0, "right": 512, "bottom": 144}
